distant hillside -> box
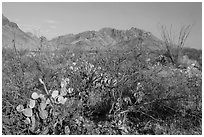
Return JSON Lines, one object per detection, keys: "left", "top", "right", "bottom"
{"left": 1, "top": 15, "right": 166, "bottom": 52}
{"left": 182, "top": 47, "right": 202, "bottom": 67}
{"left": 2, "top": 15, "right": 40, "bottom": 50}
{"left": 49, "top": 27, "right": 163, "bottom": 52}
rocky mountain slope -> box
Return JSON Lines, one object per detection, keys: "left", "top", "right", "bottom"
{"left": 2, "top": 15, "right": 162, "bottom": 52}
{"left": 49, "top": 27, "right": 162, "bottom": 51}
{"left": 2, "top": 15, "right": 40, "bottom": 50}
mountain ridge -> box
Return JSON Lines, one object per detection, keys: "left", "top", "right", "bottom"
{"left": 49, "top": 27, "right": 162, "bottom": 51}
{"left": 2, "top": 15, "right": 162, "bottom": 51}
{"left": 2, "top": 15, "right": 40, "bottom": 50}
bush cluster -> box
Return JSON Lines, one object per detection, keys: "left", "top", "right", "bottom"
{"left": 2, "top": 47, "right": 202, "bottom": 135}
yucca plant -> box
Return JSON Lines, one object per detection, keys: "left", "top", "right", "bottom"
{"left": 160, "top": 25, "right": 192, "bottom": 65}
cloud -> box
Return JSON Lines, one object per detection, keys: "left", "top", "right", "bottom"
{"left": 13, "top": 18, "right": 20, "bottom": 22}
{"left": 43, "top": 20, "right": 59, "bottom": 30}
{"left": 49, "top": 25, "right": 57, "bottom": 29}
{"left": 21, "top": 24, "right": 41, "bottom": 32}
{"left": 23, "top": 24, "right": 39, "bottom": 29}
{"left": 20, "top": 24, "right": 43, "bottom": 37}
{"left": 45, "top": 19, "right": 59, "bottom": 24}
{"left": 20, "top": 22, "right": 58, "bottom": 39}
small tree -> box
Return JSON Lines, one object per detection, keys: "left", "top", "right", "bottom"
{"left": 161, "top": 25, "right": 192, "bottom": 65}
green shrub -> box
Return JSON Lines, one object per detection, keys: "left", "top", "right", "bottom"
{"left": 2, "top": 47, "right": 202, "bottom": 135}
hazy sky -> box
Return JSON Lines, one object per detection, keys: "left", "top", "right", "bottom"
{"left": 2, "top": 2, "right": 202, "bottom": 49}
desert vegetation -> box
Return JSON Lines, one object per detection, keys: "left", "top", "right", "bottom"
{"left": 2, "top": 25, "right": 202, "bottom": 135}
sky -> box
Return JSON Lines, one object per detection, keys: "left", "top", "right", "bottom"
{"left": 2, "top": 2, "right": 202, "bottom": 49}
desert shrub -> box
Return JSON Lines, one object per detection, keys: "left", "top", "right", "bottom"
{"left": 182, "top": 47, "right": 202, "bottom": 69}
{"left": 105, "top": 61, "right": 202, "bottom": 134}
{"left": 2, "top": 46, "right": 202, "bottom": 135}
{"left": 160, "top": 25, "right": 191, "bottom": 65}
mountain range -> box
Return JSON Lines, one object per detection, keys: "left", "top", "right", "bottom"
{"left": 2, "top": 15, "right": 40, "bottom": 50}
{"left": 2, "top": 15, "right": 162, "bottom": 52}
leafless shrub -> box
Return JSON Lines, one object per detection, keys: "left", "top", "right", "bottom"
{"left": 161, "top": 25, "right": 192, "bottom": 65}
